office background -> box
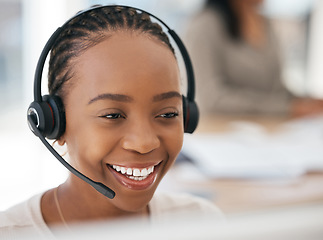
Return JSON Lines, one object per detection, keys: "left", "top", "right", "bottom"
{"left": 0, "top": 0, "right": 322, "bottom": 213}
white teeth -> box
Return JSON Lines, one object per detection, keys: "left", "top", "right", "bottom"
{"left": 148, "top": 166, "right": 154, "bottom": 174}
{"left": 133, "top": 169, "right": 141, "bottom": 177}
{"left": 126, "top": 168, "right": 132, "bottom": 175}
{"left": 141, "top": 168, "right": 148, "bottom": 177}
{"left": 111, "top": 164, "right": 156, "bottom": 180}
{"left": 128, "top": 176, "right": 148, "bottom": 181}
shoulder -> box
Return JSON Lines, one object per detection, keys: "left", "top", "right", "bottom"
{"left": 0, "top": 198, "right": 33, "bottom": 228}
{"left": 0, "top": 192, "right": 52, "bottom": 238}
{"left": 149, "top": 192, "right": 224, "bottom": 220}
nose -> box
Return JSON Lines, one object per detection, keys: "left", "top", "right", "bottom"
{"left": 121, "top": 119, "right": 160, "bottom": 154}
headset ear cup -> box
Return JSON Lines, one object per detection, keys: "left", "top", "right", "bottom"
{"left": 27, "top": 101, "right": 55, "bottom": 137}
{"left": 42, "top": 95, "right": 66, "bottom": 140}
{"left": 182, "top": 96, "right": 199, "bottom": 133}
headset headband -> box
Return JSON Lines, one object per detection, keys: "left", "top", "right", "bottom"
{"left": 33, "top": 5, "right": 196, "bottom": 103}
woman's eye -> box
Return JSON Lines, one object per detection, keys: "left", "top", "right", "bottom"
{"left": 158, "top": 112, "right": 179, "bottom": 119}
{"left": 101, "top": 113, "right": 124, "bottom": 119}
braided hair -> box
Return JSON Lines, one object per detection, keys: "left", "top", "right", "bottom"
{"left": 48, "top": 5, "right": 175, "bottom": 97}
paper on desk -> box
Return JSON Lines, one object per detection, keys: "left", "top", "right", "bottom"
{"left": 182, "top": 115, "right": 323, "bottom": 179}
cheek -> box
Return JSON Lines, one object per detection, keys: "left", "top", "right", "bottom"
{"left": 163, "top": 124, "right": 184, "bottom": 161}
{"left": 171, "top": 133, "right": 184, "bottom": 156}
{"left": 64, "top": 113, "right": 116, "bottom": 169}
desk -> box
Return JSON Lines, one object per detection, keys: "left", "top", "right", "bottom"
{"left": 163, "top": 114, "right": 323, "bottom": 214}
{"left": 196, "top": 114, "right": 292, "bottom": 133}
{"left": 163, "top": 168, "right": 323, "bottom": 213}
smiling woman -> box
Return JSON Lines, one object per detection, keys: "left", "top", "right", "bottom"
{"left": 0, "top": 5, "right": 222, "bottom": 238}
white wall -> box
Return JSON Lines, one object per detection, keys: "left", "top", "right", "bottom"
{"left": 0, "top": 0, "right": 88, "bottom": 211}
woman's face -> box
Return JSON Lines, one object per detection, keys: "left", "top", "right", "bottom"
{"left": 62, "top": 32, "right": 184, "bottom": 212}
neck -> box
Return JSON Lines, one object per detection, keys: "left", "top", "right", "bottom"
{"left": 57, "top": 177, "right": 149, "bottom": 223}
{"left": 41, "top": 176, "right": 149, "bottom": 229}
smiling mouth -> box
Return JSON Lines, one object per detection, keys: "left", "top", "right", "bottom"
{"left": 110, "top": 164, "right": 155, "bottom": 181}
{"left": 107, "top": 162, "right": 161, "bottom": 190}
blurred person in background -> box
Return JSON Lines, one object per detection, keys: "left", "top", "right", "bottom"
{"left": 184, "top": 0, "right": 323, "bottom": 117}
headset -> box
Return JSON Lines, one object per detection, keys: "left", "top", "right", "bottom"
{"left": 27, "top": 5, "right": 199, "bottom": 199}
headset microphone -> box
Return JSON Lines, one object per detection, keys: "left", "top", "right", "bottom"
{"left": 27, "top": 114, "right": 116, "bottom": 199}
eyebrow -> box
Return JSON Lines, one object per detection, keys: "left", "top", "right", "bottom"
{"left": 88, "top": 93, "right": 133, "bottom": 104}
{"left": 152, "top": 91, "right": 182, "bottom": 102}
{"left": 88, "top": 91, "right": 182, "bottom": 105}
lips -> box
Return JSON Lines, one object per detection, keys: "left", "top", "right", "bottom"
{"left": 107, "top": 162, "right": 161, "bottom": 190}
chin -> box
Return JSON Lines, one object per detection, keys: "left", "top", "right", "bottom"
{"left": 112, "top": 187, "right": 157, "bottom": 213}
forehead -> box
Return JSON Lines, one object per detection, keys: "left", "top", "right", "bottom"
{"left": 71, "top": 32, "right": 180, "bottom": 99}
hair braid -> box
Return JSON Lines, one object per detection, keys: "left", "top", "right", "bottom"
{"left": 48, "top": 5, "right": 174, "bottom": 97}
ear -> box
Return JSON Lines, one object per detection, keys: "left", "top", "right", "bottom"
{"left": 57, "top": 136, "right": 66, "bottom": 146}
